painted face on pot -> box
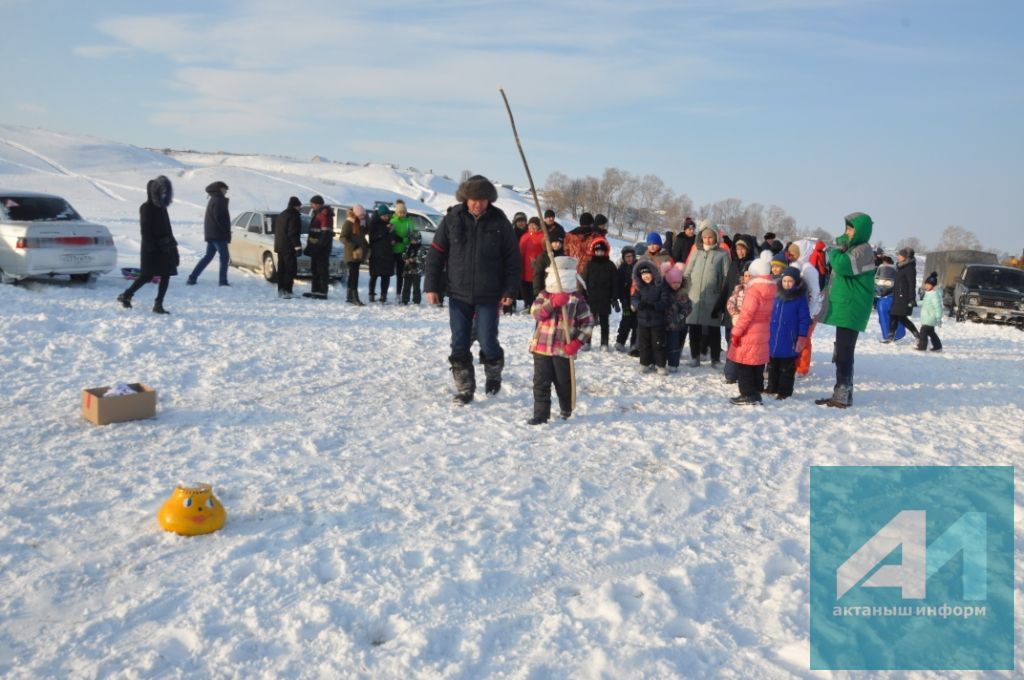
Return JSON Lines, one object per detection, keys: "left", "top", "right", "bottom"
{"left": 158, "top": 483, "right": 227, "bottom": 536}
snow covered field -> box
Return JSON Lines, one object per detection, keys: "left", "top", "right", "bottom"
{"left": 1, "top": 126, "right": 1021, "bottom": 678}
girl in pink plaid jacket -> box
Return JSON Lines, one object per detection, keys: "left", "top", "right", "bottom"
{"left": 527, "top": 256, "right": 594, "bottom": 425}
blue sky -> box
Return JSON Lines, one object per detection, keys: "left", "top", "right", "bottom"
{"left": 2, "top": 0, "right": 1022, "bottom": 250}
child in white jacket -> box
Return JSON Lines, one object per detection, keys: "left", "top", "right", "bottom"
{"left": 916, "top": 271, "right": 943, "bottom": 352}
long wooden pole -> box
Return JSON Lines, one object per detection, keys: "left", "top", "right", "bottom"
{"left": 499, "top": 88, "right": 575, "bottom": 410}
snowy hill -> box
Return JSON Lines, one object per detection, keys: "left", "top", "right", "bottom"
{"left": 0, "top": 125, "right": 537, "bottom": 235}
{"left": 0, "top": 126, "right": 1021, "bottom": 678}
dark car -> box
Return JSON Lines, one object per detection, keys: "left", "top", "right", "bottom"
{"left": 924, "top": 249, "right": 999, "bottom": 312}
{"left": 952, "top": 264, "right": 1024, "bottom": 326}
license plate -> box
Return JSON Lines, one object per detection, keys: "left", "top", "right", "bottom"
{"left": 60, "top": 253, "right": 94, "bottom": 265}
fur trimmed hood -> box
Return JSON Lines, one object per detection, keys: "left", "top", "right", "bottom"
{"left": 148, "top": 175, "right": 173, "bottom": 208}
{"left": 455, "top": 174, "right": 498, "bottom": 203}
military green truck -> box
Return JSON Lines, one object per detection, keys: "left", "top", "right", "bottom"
{"left": 924, "top": 249, "right": 998, "bottom": 313}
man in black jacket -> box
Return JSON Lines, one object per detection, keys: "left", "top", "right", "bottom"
{"left": 273, "top": 196, "right": 303, "bottom": 299}
{"left": 425, "top": 175, "right": 520, "bottom": 403}
{"left": 187, "top": 181, "right": 232, "bottom": 286}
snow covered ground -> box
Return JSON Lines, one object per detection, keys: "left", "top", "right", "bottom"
{"left": 0, "top": 126, "right": 1021, "bottom": 678}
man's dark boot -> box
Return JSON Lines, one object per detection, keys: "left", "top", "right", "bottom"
{"left": 117, "top": 293, "right": 132, "bottom": 309}
{"left": 449, "top": 353, "right": 475, "bottom": 404}
{"left": 482, "top": 349, "right": 504, "bottom": 396}
{"left": 152, "top": 301, "right": 170, "bottom": 315}
{"left": 369, "top": 292, "right": 376, "bottom": 302}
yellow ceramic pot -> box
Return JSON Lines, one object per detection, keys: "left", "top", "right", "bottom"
{"left": 158, "top": 482, "right": 227, "bottom": 536}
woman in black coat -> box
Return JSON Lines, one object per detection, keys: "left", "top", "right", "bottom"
{"left": 886, "top": 247, "right": 919, "bottom": 341}
{"left": 367, "top": 208, "right": 396, "bottom": 303}
{"left": 118, "top": 176, "right": 179, "bottom": 314}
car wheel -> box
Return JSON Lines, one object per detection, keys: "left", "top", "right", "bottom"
{"left": 262, "top": 253, "right": 278, "bottom": 283}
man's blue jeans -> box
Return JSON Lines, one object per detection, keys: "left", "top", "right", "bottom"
{"left": 189, "top": 240, "right": 230, "bottom": 284}
{"left": 449, "top": 298, "right": 501, "bottom": 361}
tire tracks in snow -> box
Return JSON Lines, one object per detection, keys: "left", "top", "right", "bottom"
{"left": 0, "top": 137, "right": 127, "bottom": 201}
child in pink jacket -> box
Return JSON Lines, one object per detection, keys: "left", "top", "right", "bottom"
{"left": 726, "top": 251, "right": 775, "bottom": 405}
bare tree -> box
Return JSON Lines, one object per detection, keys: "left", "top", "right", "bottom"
{"left": 742, "top": 202, "right": 765, "bottom": 237}
{"left": 459, "top": 169, "right": 473, "bottom": 184}
{"left": 896, "top": 236, "right": 928, "bottom": 254}
{"left": 935, "top": 225, "right": 983, "bottom": 251}
{"left": 809, "top": 227, "right": 834, "bottom": 243}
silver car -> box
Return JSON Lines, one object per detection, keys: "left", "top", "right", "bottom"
{"left": 0, "top": 191, "right": 117, "bottom": 283}
{"left": 229, "top": 210, "right": 344, "bottom": 282}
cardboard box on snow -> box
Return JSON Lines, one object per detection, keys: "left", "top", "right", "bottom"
{"left": 81, "top": 383, "right": 157, "bottom": 425}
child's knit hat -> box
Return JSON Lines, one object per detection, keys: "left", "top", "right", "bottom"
{"left": 661, "top": 261, "right": 686, "bottom": 290}
{"left": 781, "top": 266, "right": 802, "bottom": 282}
{"left": 925, "top": 271, "right": 938, "bottom": 287}
{"left": 771, "top": 253, "right": 789, "bottom": 268}
{"left": 546, "top": 256, "right": 582, "bottom": 293}
{"left": 749, "top": 250, "right": 773, "bottom": 277}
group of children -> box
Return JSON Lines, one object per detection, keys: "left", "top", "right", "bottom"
{"left": 525, "top": 233, "right": 832, "bottom": 420}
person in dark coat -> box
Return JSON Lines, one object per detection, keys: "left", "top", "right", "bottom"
{"left": 303, "top": 195, "right": 334, "bottom": 299}
{"left": 273, "top": 196, "right": 303, "bottom": 299}
{"left": 885, "top": 247, "right": 919, "bottom": 342}
{"left": 187, "top": 181, "right": 231, "bottom": 286}
{"left": 631, "top": 260, "right": 672, "bottom": 373}
{"left": 532, "top": 223, "right": 566, "bottom": 299}
{"left": 340, "top": 204, "right": 368, "bottom": 305}
{"left": 582, "top": 238, "right": 618, "bottom": 350}
{"left": 505, "top": 211, "right": 529, "bottom": 314}
{"left": 367, "top": 203, "right": 395, "bottom": 303}
{"left": 671, "top": 217, "right": 697, "bottom": 265}
{"left": 118, "top": 176, "right": 179, "bottom": 314}
{"left": 614, "top": 245, "right": 638, "bottom": 352}
{"left": 425, "top": 174, "right": 520, "bottom": 403}
{"left": 760, "top": 232, "right": 784, "bottom": 256}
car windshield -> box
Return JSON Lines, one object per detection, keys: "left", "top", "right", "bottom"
{"left": 963, "top": 267, "right": 1024, "bottom": 293}
{"left": 1, "top": 196, "right": 82, "bottom": 221}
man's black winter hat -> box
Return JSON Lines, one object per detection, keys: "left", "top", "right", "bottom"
{"left": 310, "top": 195, "right": 325, "bottom": 206}
{"left": 594, "top": 214, "right": 608, "bottom": 228}
{"left": 579, "top": 212, "right": 594, "bottom": 227}
{"left": 287, "top": 196, "right": 302, "bottom": 208}
{"left": 455, "top": 174, "right": 498, "bottom": 203}
{"left": 544, "top": 209, "right": 556, "bottom": 218}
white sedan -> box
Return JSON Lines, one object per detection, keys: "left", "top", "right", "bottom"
{"left": 0, "top": 191, "right": 117, "bottom": 283}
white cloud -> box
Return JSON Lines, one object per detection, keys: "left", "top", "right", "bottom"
{"left": 73, "top": 44, "right": 131, "bottom": 59}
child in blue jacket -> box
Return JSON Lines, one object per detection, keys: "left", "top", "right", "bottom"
{"left": 766, "top": 267, "right": 811, "bottom": 399}
{"left": 916, "top": 271, "right": 943, "bottom": 351}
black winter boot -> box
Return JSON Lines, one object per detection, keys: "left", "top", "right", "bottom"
{"left": 449, "top": 353, "right": 475, "bottom": 404}
{"left": 152, "top": 301, "right": 170, "bottom": 315}
{"left": 117, "top": 293, "right": 132, "bottom": 309}
{"left": 483, "top": 349, "right": 504, "bottom": 396}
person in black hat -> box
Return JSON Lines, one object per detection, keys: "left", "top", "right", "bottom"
{"left": 425, "top": 174, "right": 520, "bottom": 403}
{"left": 187, "top": 181, "right": 232, "bottom": 286}
{"left": 303, "top": 195, "right": 334, "bottom": 299}
{"left": 916, "top": 271, "right": 943, "bottom": 351}
{"left": 367, "top": 202, "right": 395, "bottom": 303}
{"left": 273, "top": 196, "right": 303, "bottom": 298}
{"left": 532, "top": 222, "right": 566, "bottom": 299}
{"left": 671, "top": 217, "right": 698, "bottom": 263}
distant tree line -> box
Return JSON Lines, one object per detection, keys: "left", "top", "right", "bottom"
{"left": 540, "top": 168, "right": 824, "bottom": 245}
